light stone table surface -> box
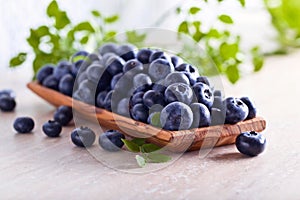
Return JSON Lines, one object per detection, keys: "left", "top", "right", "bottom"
{"left": 1, "top": 51, "right": 300, "bottom": 199}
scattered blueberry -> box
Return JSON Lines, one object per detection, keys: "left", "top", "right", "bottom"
{"left": 71, "top": 127, "right": 96, "bottom": 147}
{"left": 160, "top": 102, "right": 193, "bottom": 131}
{"left": 0, "top": 89, "right": 16, "bottom": 98}
{"left": 236, "top": 131, "right": 266, "bottom": 156}
{"left": 99, "top": 130, "right": 125, "bottom": 152}
{"left": 0, "top": 96, "right": 16, "bottom": 112}
{"left": 54, "top": 106, "right": 73, "bottom": 126}
{"left": 42, "top": 120, "right": 62, "bottom": 137}
{"left": 13, "top": 117, "right": 35, "bottom": 134}
{"left": 224, "top": 97, "right": 249, "bottom": 124}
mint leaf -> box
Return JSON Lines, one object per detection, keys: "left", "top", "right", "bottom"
{"left": 121, "top": 139, "right": 140, "bottom": 152}
{"left": 46, "top": 1, "right": 59, "bottom": 17}
{"left": 178, "top": 21, "right": 189, "bottom": 34}
{"left": 9, "top": 52, "right": 27, "bottom": 67}
{"left": 136, "top": 155, "right": 146, "bottom": 167}
{"left": 226, "top": 64, "right": 240, "bottom": 84}
{"left": 147, "top": 153, "right": 172, "bottom": 163}
{"left": 131, "top": 138, "right": 146, "bottom": 146}
{"left": 104, "top": 15, "right": 119, "bottom": 23}
{"left": 141, "top": 143, "right": 161, "bottom": 153}
{"left": 91, "top": 10, "right": 101, "bottom": 17}
{"left": 239, "top": 0, "right": 245, "bottom": 7}
{"left": 74, "top": 22, "right": 95, "bottom": 32}
{"left": 189, "top": 7, "right": 201, "bottom": 15}
{"left": 218, "top": 14, "right": 234, "bottom": 24}
{"left": 220, "top": 42, "right": 239, "bottom": 59}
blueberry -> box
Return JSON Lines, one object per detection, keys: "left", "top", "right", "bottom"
{"left": 53, "top": 106, "right": 73, "bottom": 126}
{"left": 117, "top": 44, "right": 136, "bottom": 61}
{"left": 71, "top": 50, "right": 89, "bottom": 63}
{"left": 87, "top": 63, "right": 106, "bottom": 83}
{"left": 240, "top": 97, "right": 257, "bottom": 120}
{"left": 0, "top": 89, "right": 16, "bottom": 98}
{"left": 132, "top": 84, "right": 151, "bottom": 95}
{"left": 143, "top": 90, "right": 165, "bottom": 108}
{"left": 111, "top": 73, "right": 133, "bottom": 96}
{"left": 192, "top": 82, "right": 214, "bottom": 109}
{"left": 42, "top": 120, "right": 62, "bottom": 137}
{"left": 99, "top": 130, "right": 125, "bottom": 152}
{"left": 210, "top": 108, "right": 226, "bottom": 125}
{"left": 53, "top": 61, "right": 72, "bottom": 80}
{"left": 58, "top": 74, "right": 75, "bottom": 97}
{"left": 73, "top": 80, "right": 96, "bottom": 105}
{"left": 0, "top": 96, "right": 16, "bottom": 112}
{"left": 116, "top": 98, "right": 130, "bottom": 117}
{"left": 224, "top": 97, "right": 249, "bottom": 124}
{"left": 71, "top": 127, "right": 96, "bottom": 148}
{"left": 147, "top": 112, "right": 162, "bottom": 127}
{"left": 133, "top": 73, "right": 152, "bottom": 89}
{"left": 98, "top": 43, "right": 118, "bottom": 55}
{"left": 175, "top": 63, "right": 199, "bottom": 85}
{"left": 71, "top": 60, "right": 85, "bottom": 77}
{"left": 163, "top": 72, "right": 190, "bottom": 86}
{"left": 171, "top": 55, "right": 183, "bottom": 67}
{"left": 105, "top": 55, "right": 125, "bottom": 76}
{"left": 236, "top": 131, "right": 266, "bottom": 156}
{"left": 13, "top": 117, "right": 34, "bottom": 133}
{"left": 160, "top": 102, "right": 193, "bottom": 131}
{"left": 148, "top": 58, "right": 174, "bottom": 81}
{"left": 110, "top": 73, "right": 124, "bottom": 90}
{"left": 42, "top": 74, "right": 59, "bottom": 90}
{"left": 151, "top": 83, "right": 167, "bottom": 93}
{"left": 87, "top": 53, "right": 101, "bottom": 63}
{"left": 129, "top": 92, "right": 144, "bottom": 107}
{"left": 149, "top": 51, "right": 171, "bottom": 63}
{"left": 36, "top": 65, "right": 54, "bottom": 84}
{"left": 96, "top": 91, "right": 108, "bottom": 108}
{"left": 196, "top": 76, "right": 210, "bottom": 86}
{"left": 123, "top": 59, "right": 143, "bottom": 73}
{"left": 130, "top": 103, "right": 149, "bottom": 123}
{"left": 103, "top": 90, "right": 114, "bottom": 111}
{"left": 164, "top": 83, "right": 194, "bottom": 105}
{"left": 75, "top": 72, "right": 88, "bottom": 88}
{"left": 137, "top": 48, "right": 153, "bottom": 64}
{"left": 190, "top": 103, "right": 211, "bottom": 128}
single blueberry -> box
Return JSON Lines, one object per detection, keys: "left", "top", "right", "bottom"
{"left": 98, "top": 43, "right": 118, "bottom": 55}
{"left": 224, "top": 97, "right": 249, "bottom": 124}
{"left": 53, "top": 61, "right": 72, "bottom": 80}
{"left": 73, "top": 80, "right": 97, "bottom": 105}
{"left": 240, "top": 97, "right": 257, "bottom": 120}
{"left": 0, "top": 89, "right": 16, "bottom": 98}
{"left": 42, "top": 120, "right": 62, "bottom": 137}
{"left": 143, "top": 90, "right": 165, "bottom": 108}
{"left": 129, "top": 92, "right": 144, "bottom": 108}
{"left": 190, "top": 103, "right": 211, "bottom": 128}
{"left": 175, "top": 63, "right": 199, "bottom": 85}
{"left": 103, "top": 90, "right": 114, "bottom": 112}
{"left": 53, "top": 106, "right": 73, "bottom": 126}
{"left": 133, "top": 73, "right": 152, "bottom": 90}
{"left": 151, "top": 83, "right": 167, "bottom": 93}
{"left": 36, "top": 65, "right": 54, "bottom": 84}
{"left": 123, "top": 59, "right": 143, "bottom": 73}
{"left": 164, "top": 83, "right": 194, "bottom": 105}
{"left": 163, "top": 72, "right": 190, "bottom": 86}
{"left": 148, "top": 58, "right": 174, "bottom": 81}
{"left": 71, "top": 60, "right": 85, "bottom": 77}
{"left": 105, "top": 55, "right": 125, "bottom": 76}
{"left": 110, "top": 73, "right": 124, "bottom": 90}
{"left": 71, "top": 127, "right": 96, "bottom": 148}
{"left": 171, "top": 55, "right": 183, "bottom": 67}
{"left": 96, "top": 91, "right": 108, "bottom": 108}
{"left": 0, "top": 96, "right": 16, "bottom": 112}
{"left": 99, "top": 130, "right": 125, "bottom": 152}
{"left": 236, "top": 131, "right": 266, "bottom": 156}
{"left": 42, "top": 74, "right": 59, "bottom": 90}
{"left": 137, "top": 48, "right": 153, "bottom": 64}
{"left": 71, "top": 50, "right": 89, "bottom": 63}
{"left": 13, "top": 117, "right": 34, "bottom": 133}
{"left": 196, "top": 76, "right": 210, "bottom": 86}
{"left": 116, "top": 98, "right": 130, "bottom": 117}
{"left": 192, "top": 82, "right": 214, "bottom": 109}
{"left": 58, "top": 74, "right": 75, "bottom": 97}
{"left": 117, "top": 44, "right": 136, "bottom": 61}
{"left": 160, "top": 102, "right": 193, "bottom": 131}
{"left": 130, "top": 103, "right": 149, "bottom": 123}
{"left": 149, "top": 51, "right": 171, "bottom": 63}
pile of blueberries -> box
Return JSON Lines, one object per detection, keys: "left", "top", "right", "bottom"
{"left": 37, "top": 43, "right": 258, "bottom": 131}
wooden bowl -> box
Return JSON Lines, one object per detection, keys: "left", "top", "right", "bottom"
{"left": 27, "top": 82, "right": 266, "bottom": 152}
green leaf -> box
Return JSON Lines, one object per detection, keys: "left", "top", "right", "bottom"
{"left": 193, "top": 31, "right": 203, "bottom": 42}
{"left": 91, "top": 10, "right": 101, "bottom": 17}
{"left": 74, "top": 22, "right": 95, "bottom": 32}
{"left": 141, "top": 143, "right": 161, "bottom": 153}
{"left": 220, "top": 42, "right": 239, "bottom": 59}
{"left": 207, "top": 29, "right": 221, "bottom": 38}
{"left": 189, "top": 7, "right": 201, "bottom": 15}
{"left": 149, "top": 112, "right": 161, "bottom": 127}
{"left": 176, "top": 7, "right": 181, "bottom": 14}
{"left": 178, "top": 21, "right": 189, "bottom": 34}
{"left": 239, "top": 0, "right": 245, "bottom": 7}
{"left": 80, "top": 35, "right": 89, "bottom": 44}
{"left": 135, "top": 155, "right": 146, "bottom": 167}
{"left": 121, "top": 139, "right": 140, "bottom": 152}
{"left": 9, "top": 52, "right": 27, "bottom": 67}
{"left": 47, "top": 0, "right": 59, "bottom": 17}
{"left": 147, "top": 153, "right": 172, "bottom": 163}
{"left": 47, "top": 1, "right": 70, "bottom": 29}
{"left": 131, "top": 138, "right": 146, "bottom": 146}
{"left": 251, "top": 47, "right": 264, "bottom": 72}
{"left": 218, "top": 14, "right": 234, "bottom": 24}
{"left": 226, "top": 64, "right": 240, "bottom": 83}
{"left": 125, "top": 31, "right": 146, "bottom": 46}
{"left": 104, "top": 15, "right": 119, "bottom": 23}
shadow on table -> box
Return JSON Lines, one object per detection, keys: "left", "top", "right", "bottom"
{"left": 208, "top": 152, "right": 251, "bottom": 161}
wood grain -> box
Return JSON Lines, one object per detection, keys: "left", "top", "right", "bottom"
{"left": 27, "top": 81, "right": 267, "bottom": 152}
